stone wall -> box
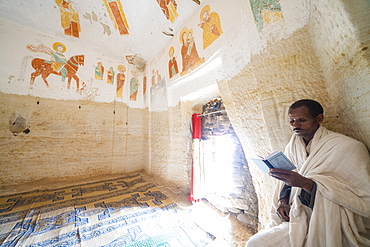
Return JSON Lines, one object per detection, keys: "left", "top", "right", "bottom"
{"left": 0, "top": 92, "right": 148, "bottom": 192}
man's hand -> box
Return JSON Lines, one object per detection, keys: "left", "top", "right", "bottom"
{"left": 269, "top": 168, "right": 314, "bottom": 193}
{"left": 276, "top": 198, "right": 290, "bottom": 221}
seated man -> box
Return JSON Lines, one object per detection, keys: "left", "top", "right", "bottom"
{"left": 246, "top": 99, "right": 370, "bottom": 247}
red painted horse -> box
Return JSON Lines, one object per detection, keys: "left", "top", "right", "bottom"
{"left": 30, "top": 55, "right": 85, "bottom": 90}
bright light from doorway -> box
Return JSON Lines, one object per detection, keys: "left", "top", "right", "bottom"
{"left": 203, "top": 134, "right": 237, "bottom": 198}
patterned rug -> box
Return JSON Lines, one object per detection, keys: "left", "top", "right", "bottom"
{"left": 0, "top": 174, "right": 215, "bottom": 247}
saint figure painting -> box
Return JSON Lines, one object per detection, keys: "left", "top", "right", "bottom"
{"left": 103, "top": 0, "right": 130, "bottom": 35}
{"left": 198, "top": 5, "right": 223, "bottom": 49}
{"left": 55, "top": 0, "right": 81, "bottom": 38}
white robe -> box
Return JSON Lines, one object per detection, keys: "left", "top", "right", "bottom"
{"left": 247, "top": 126, "right": 370, "bottom": 247}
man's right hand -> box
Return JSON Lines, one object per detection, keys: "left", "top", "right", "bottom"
{"left": 276, "top": 198, "right": 290, "bottom": 221}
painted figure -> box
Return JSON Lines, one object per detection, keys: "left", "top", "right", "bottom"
{"left": 116, "top": 65, "right": 126, "bottom": 98}
{"left": 107, "top": 67, "right": 114, "bottom": 84}
{"left": 95, "top": 62, "right": 104, "bottom": 80}
{"left": 55, "top": 0, "right": 81, "bottom": 38}
{"left": 26, "top": 42, "right": 84, "bottom": 90}
{"left": 180, "top": 28, "right": 203, "bottom": 75}
{"left": 26, "top": 42, "right": 85, "bottom": 91}
{"left": 156, "top": 0, "right": 178, "bottom": 23}
{"left": 168, "top": 46, "right": 179, "bottom": 78}
{"left": 103, "top": 0, "right": 129, "bottom": 35}
{"left": 143, "top": 76, "right": 147, "bottom": 99}
{"left": 129, "top": 70, "right": 139, "bottom": 101}
{"left": 157, "top": 70, "right": 162, "bottom": 83}
{"left": 198, "top": 5, "right": 223, "bottom": 49}
{"left": 50, "top": 42, "right": 67, "bottom": 81}
{"left": 151, "top": 69, "right": 156, "bottom": 86}
{"left": 249, "top": 0, "right": 284, "bottom": 32}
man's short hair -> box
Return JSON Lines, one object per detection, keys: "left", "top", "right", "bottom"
{"left": 289, "top": 99, "right": 324, "bottom": 117}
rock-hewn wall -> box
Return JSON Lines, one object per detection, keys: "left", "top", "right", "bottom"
{"left": 148, "top": 0, "right": 370, "bottom": 229}
{"left": 0, "top": 92, "right": 148, "bottom": 192}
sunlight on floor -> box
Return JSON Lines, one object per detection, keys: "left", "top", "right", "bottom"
{"left": 184, "top": 200, "right": 253, "bottom": 247}
{"left": 155, "top": 177, "right": 254, "bottom": 247}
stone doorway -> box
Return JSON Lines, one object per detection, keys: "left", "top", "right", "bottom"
{"left": 198, "top": 98, "right": 258, "bottom": 232}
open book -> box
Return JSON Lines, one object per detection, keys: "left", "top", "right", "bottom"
{"left": 251, "top": 151, "right": 296, "bottom": 173}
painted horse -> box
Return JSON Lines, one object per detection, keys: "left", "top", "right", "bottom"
{"left": 30, "top": 55, "right": 85, "bottom": 90}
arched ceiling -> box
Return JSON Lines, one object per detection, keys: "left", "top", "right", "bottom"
{"left": 0, "top": 0, "right": 201, "bottom": 63}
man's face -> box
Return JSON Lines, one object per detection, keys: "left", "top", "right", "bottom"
{"left": 288, "top": 106, "right": 323, "bottom": 143}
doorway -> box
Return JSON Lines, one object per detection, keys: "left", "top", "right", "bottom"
{"left": 194, "top": 98, "right": 258, "bottom": 231}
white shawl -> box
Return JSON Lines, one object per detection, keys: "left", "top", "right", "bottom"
{"left": 268, "top": 126, "right": 370, "bottom": 246}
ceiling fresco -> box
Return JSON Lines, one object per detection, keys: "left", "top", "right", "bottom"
{"left": 0, "top": 0, "right": 201, "bottom": 62}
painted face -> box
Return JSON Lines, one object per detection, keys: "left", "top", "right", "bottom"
{"left": 56, "top": 45, "right": 64, "bottom": 52}
{"left": 288, "top": 106, "right": 323, "bottom": 143}
{"left": 202, "top": 11, "right": 209, "bottom": 21}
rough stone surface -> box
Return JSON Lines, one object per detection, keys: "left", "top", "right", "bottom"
{"left": 0, "top": 92, "right": 148, "bottom": 190}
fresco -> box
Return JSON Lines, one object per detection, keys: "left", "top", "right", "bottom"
{"left": 107, "top": 67, "right": 115, "bottom": 84}
{"left": 249, "top": 0, "right": 284, "bottom": 32}
{"left": 55, "top": 0, "right": 81, "bottom": 38}
{"left": 116, "top": 65, "right": 126, "bottom": 98}
{"left": 129, "top": 70, "right": 139, "bottom": 101}
{"left": 26, "top": 42, "right": 85, "bottom": 90}
{"left": 198, "top": 5, "right": 223, "bottom": 49}
{"left": 143, "top": 76, "right": 147, "bottom": 100}
{"left": 168, "top": 46, "right": 179, "bottom": 78}
{"left": 156, "top": 0, "right": 179, "bottom": 23}
{"left": 151, "top": 70, "right": 162, "bottom": 86}
{"left": 179, "top": 28, "right": 204, "bottom": 76}
{"left": 95, "top": 62, "right": 104, "bottom": 80}
{"left": 103, "top": 0, "right": 130, "bottom": 35}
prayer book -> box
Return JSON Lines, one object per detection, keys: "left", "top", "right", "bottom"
{"left": 251, "top": 151, "right": 296, "bottom": 173}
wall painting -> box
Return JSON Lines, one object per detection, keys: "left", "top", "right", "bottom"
{"left": 26, "top": 42, "right": 84, "bottom": 90}
{"left": 179, "top": 28, "right": 204, "bottom": 76}
{"left": 129, "top": 69, "right": 139, "bottom": 101}
{"left": 198, "top": 5, "right": 223, "bottom": 49}
{"left": 156, "top": 0, "right": 179, "bottom": 23}
{"left": 249, "top": 0, "right": 284, "bottom": 32}
{"left": 55, "top": 0, "right": 81, "bottom": 38}
{"left": 103, "top": 0, "right": 130, "bottom": 35}
{"left": 95, "top": 62, "right": 104, "bottom": 80}
{"left": 107, "top": 67, "right": 115, "bottom": 84}
{"left": 168, "top": 46, "right": 179, "bottom": 78}
{"left": 116, "top": 65, "right": 126, "bottom": 98}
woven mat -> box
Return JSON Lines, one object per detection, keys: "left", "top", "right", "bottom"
{"left": 0, "top": 174, "right": 215, "bottom": 247}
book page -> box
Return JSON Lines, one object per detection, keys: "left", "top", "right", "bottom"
{"left": 267, "top": 152, "right": 296, "bottom": 170}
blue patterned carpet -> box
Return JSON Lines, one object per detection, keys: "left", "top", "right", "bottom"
{"left": 0, "top": 174, "right": 215, "bottom": 247}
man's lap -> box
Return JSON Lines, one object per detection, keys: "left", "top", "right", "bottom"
{"left": 246, "top": 222, "right": 290, "bottom": 247}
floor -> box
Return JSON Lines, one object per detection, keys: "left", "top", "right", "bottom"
{"left": 0, "top": 172, "right": 254, "bottom": 246}
{"left": 143, "top": 173, "right": 255, "bottom": 247}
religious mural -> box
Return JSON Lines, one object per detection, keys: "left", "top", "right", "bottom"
{"left": 198, "top": 5, "right": 223, "bottom": 49}
{"left": 55, "top": 0, "right": 81, "bottom": 38}
{"left": 107, "top": 67, "right": 115, "bottom": 84}
{"left": 103, "top": 0, "right": 130, "bottom": 35}
{"left": 179, "top": 28, "right": 204, "bottom": 76}
{"left": 26, "top": 42, "right": 85, "bottom": 90}
{"left": 151, "top": 70, "right": 162, "bottom": 86}
{"left": 95, "top": 62, "right": 104, "bottom": 80}
{"left": 168, "top": 46, "right": 179, "bottom": 78}
{"left": 129, "top": 70, "right": 139, "bottom": 101}
{"left": 143, "top": 76, "right": 147, "bottom": 100}
{"left": 156, "top": 0, "right": 179, "bottom": 23}
{"left": 249, "top": 0, "right": 284, "bottom": 32}
{"left": 116, "top": 65, "right": 126, "bottom": 98}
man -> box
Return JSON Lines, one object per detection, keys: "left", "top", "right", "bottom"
{"left": 247, "top": 99, "right": 370, "bottom": 246}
